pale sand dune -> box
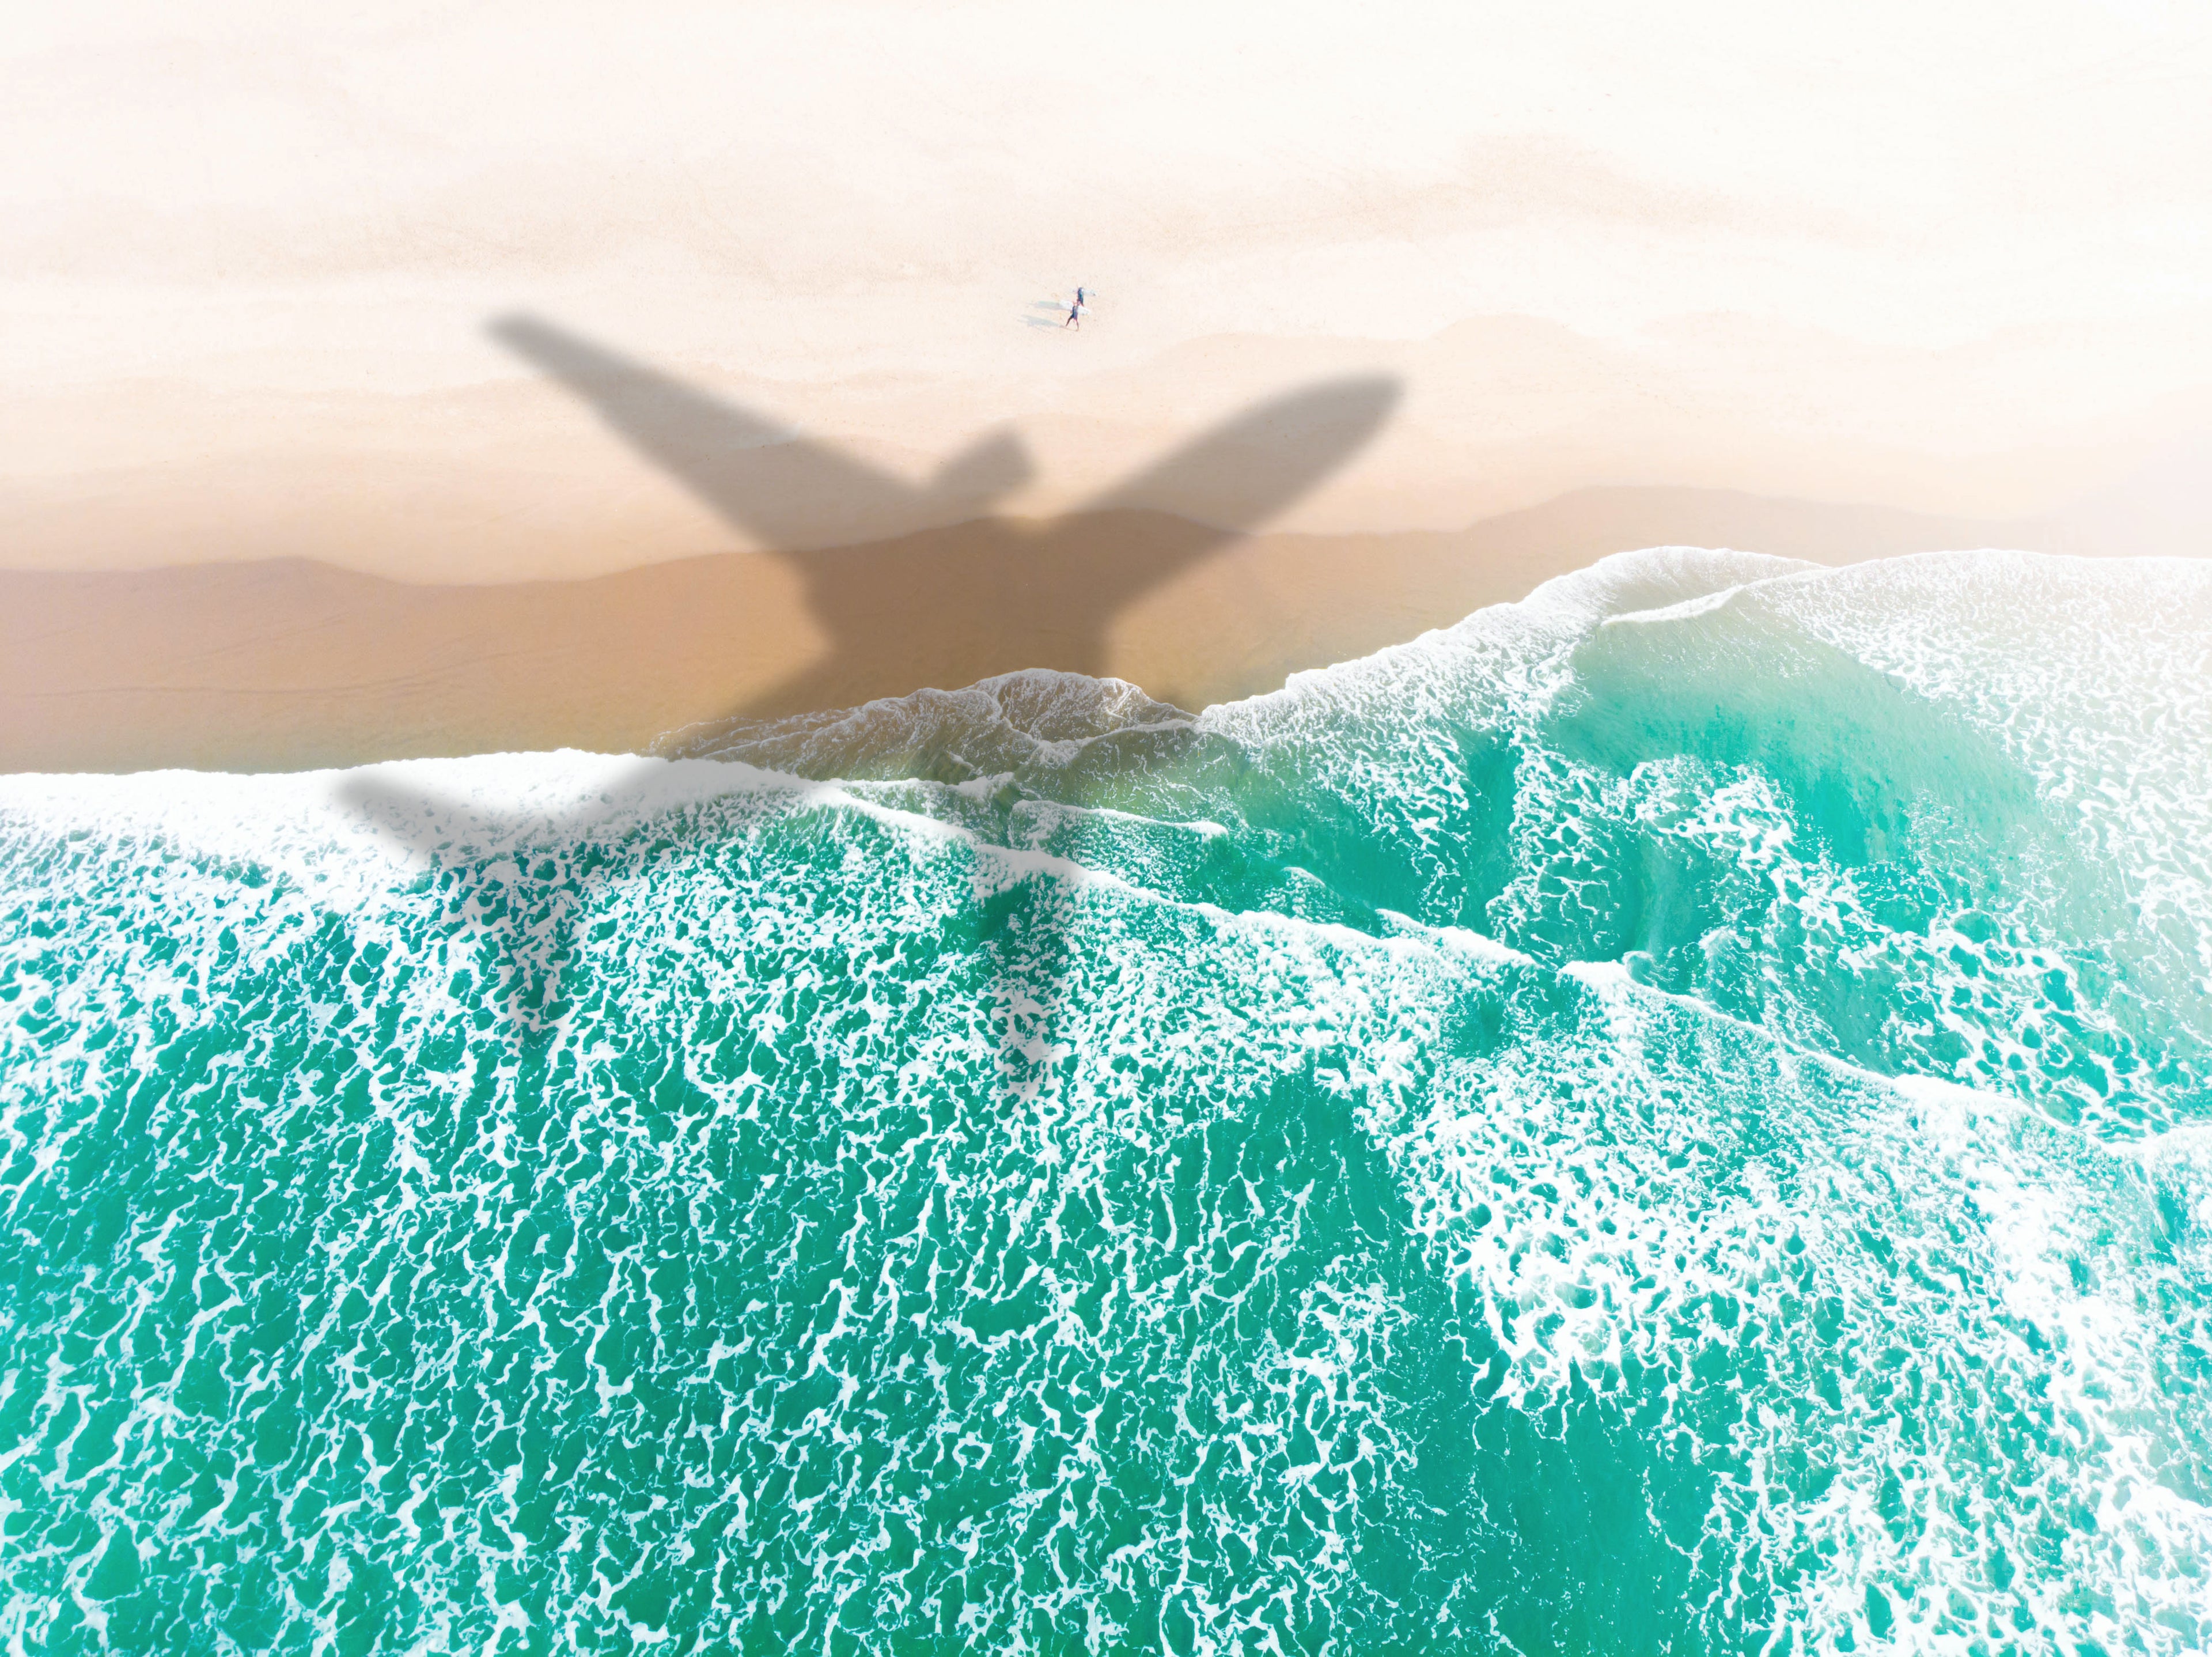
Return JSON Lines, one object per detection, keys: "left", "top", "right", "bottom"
{"left": 7, "top": 479, "right": 2145, "bottom": 774}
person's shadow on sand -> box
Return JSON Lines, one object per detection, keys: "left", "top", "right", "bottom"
{"left": 339, "top": 313, "right": 1397, "bottom": 1053}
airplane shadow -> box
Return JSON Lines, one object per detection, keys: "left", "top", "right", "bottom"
{"left": 338, "top": 313, "right": 1398, "bottom": 1071}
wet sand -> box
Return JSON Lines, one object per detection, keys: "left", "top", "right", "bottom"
{"left": 2, "top": 481, "right": 2099, "bottom": 774}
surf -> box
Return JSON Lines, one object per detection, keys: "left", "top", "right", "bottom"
{"left": 2, "top": 546, "right": 2208, "bottom": 1652}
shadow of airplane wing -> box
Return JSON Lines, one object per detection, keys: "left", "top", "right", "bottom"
{"left": 657, "top": 374, "right": 1402, "bottom": 727}
{"left": 328, "top": 315, "right": 1037, "bottom": 1022}
{"left": 491, "top": 312, "right": 1029, "bottom": 551}
{"left": 1053, "top": 374, "right": 1402, "bottom": 619}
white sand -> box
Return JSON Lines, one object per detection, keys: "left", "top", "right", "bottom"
{"left": 6, "top": 1, "right": 2211, "bottom": 582}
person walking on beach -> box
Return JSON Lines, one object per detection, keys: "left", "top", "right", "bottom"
{"left": 1063, "top": 286, "right": 1086, "bottom": 330}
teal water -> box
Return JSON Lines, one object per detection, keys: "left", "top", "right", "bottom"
{"left": 3, "top": 547, "right": 2210, "bottom": 1653}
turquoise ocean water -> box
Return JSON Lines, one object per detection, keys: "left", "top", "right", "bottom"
{"left": 3, "top": 547, "right": 2210, "bottom": 1653}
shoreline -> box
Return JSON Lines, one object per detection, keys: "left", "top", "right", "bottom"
{"left": 0, "top": 482, "right": 2160, "bottom": 777}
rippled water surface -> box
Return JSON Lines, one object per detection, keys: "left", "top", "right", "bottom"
{"left": 3, "top": 548, "right": 2210, "bottom": 1653}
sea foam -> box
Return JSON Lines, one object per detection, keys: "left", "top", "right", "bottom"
{"left": 2, "top": 546, "right": 2208, "bottom": 1653}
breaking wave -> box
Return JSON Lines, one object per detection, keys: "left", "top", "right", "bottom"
{"left": 2, "top": 546, "right": 2209, "bottom": 1653}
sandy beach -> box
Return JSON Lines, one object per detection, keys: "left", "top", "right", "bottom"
{"left": 3, "top": 475, "right": 2179, "bottom": 774}
{"left": 10, "top": 13, "right": 2212, "bottom": 1645}
{"left": 5, "top": 3, "right": 2210, "bottom": 771}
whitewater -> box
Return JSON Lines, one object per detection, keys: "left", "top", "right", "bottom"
{"left": 3, "top": 546, "right": 2209, "bottom": 1654}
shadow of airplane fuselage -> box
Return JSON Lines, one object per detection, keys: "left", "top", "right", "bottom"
{"left": 340, "top": 314, "right": 1399, "bottom": 1045}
